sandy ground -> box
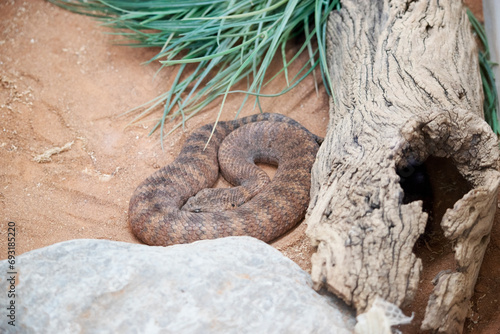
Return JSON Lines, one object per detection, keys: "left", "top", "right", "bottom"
{"left": 0, "top": 0, "right": 498, "bottom": 332}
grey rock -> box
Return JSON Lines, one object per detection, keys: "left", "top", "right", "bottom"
{"left": 0, "top": 237, "right": 355, "bottom": 333}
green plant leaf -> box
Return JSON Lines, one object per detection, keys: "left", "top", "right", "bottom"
{"left": 48, "top": 0, "right": 340, "bottom": 144}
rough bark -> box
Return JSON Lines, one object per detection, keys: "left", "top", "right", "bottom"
{"left": 305, "top": 1, "right": 500, "bottom": 333}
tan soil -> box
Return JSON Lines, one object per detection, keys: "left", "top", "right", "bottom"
{"left": 0, "top": 0, "right": 497, "bottom": 332}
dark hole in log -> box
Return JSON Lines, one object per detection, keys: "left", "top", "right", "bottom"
{"left": 397, "top": 156, "right": 472, "bottom": 329}
{"left": 397, "top": 160, "right": 433, "bottom": 212}
{"left": 397, "top": 155, "right": 472, "bottom": 231}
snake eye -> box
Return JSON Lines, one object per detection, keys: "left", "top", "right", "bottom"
{"left": 231, "top": 204, "right": 235, "bottom": 207}
{"left": 193, "top": 209, "right": 201, "bottom": 213}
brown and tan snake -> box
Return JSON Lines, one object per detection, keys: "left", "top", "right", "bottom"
{"left": 128, "top": 113, "right": 321, "bottom": 246}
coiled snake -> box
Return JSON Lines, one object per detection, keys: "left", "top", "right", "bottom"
{"left": 129, "top": 113, "right": 321, "bottom": 246}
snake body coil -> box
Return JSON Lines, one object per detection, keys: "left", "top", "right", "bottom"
{"left": 129, "top": 113, "right": 321, "bottom": 246}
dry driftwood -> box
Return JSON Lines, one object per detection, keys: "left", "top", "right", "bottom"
{"left": 305, "top": 0, "right": 500, "bottom": 332}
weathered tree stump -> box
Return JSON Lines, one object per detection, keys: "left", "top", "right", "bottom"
{"left": 305, "top": 1, "right": 500, "bottom": 332}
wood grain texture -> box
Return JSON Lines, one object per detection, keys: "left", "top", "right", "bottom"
{"left": 305, "top": 1, "right": 500, "bottom": 332}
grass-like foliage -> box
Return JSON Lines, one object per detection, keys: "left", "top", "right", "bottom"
{"left": 467, "top": 9, "right": 499, "bottom": 136}
{"left": 48, "top": 0, "right": 340, "bottom": 146}
{"left": 47, "top": 1, "right": 498, "bottom": 141}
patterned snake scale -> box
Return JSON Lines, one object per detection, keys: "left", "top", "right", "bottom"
{"left": 129, "top": 113, "right": 322, "bottom": 246}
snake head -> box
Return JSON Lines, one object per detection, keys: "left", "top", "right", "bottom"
{"left": 181, "top": 188, "right": 243, "bottom": 213}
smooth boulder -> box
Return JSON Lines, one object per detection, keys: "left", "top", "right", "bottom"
{"left": 0, "top": 237, "right": 356, "bottom": 333}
